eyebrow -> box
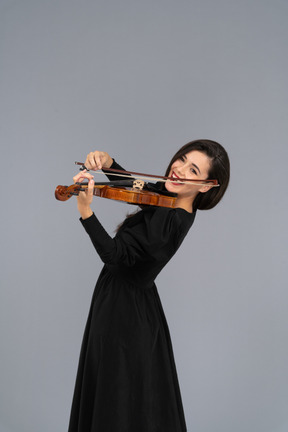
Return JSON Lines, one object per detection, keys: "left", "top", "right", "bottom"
{"left": 183, "top": 155, "right": 201, "bottom": 174}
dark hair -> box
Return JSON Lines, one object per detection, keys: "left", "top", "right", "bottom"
{"left": 163, "top": 139, "right": 230, "bottom": 210}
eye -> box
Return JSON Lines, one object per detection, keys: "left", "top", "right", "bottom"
{"left": 190, "top": 168, "right": 197, "bottom": 175}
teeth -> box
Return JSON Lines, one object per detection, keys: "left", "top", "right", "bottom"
{"left": 171, "top": 172, "right": 184, "bottom": 184}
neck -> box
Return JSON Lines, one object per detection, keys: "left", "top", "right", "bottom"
{"left": 174, "top": 196, "right": 194, "bottom": 213}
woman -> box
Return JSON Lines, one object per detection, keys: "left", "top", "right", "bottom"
{"left": 68, "top": 139, "right": 230, "bottom": 432}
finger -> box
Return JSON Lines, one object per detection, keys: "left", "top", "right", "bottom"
{"left": 86, "top": 151, "right": 105, "bottom": 171}
{"left": 85, "top": 152, "right": 97, "bottom": 170}
{"left": 73, "top": 172, "right": 84, "bottom": 183}
{"left": 73, "top": 171, "right": 94, "bottom": 183}
{"left": 87, "top": 178, "right": 95, "bottom": 197}
{"left": 91, "top": 152, "right": 104, "bottom": 170}
{"left": 73, "top": 171, "right": 88, "bottom": 184}
{"left": 95, "top": 154, "right": 103, "bottom": 170}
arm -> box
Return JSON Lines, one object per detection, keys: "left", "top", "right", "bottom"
{"left": 73, "top": 170, "right": 95, "bottom": 220}
{"left": 81, "top": 207, "right": 186, "bottom": 267}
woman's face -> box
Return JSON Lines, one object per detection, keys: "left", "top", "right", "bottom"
{"left": 165, "top": 150, "right": 212, "bottom": 199}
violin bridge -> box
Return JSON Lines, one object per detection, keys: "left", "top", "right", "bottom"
{"left": 132, "top": 179, "right": 145, "bottom": 191}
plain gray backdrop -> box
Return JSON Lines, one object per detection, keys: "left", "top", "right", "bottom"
{"left": 0, "top": 0, "right": 287, "bottom": 431}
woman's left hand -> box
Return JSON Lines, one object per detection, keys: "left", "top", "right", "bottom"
{"left": 73, "top": 170, "right": 95, "bottom": 219}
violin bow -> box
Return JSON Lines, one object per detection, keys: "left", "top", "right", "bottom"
{"left": 74, "top": 162, "right": 219, "bottom": 187}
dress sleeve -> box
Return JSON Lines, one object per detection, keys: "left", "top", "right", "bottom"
{"left": 80, "top": 207, "right": 188, "bottom": 267}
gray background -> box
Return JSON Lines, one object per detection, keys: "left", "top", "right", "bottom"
{"left": 0, "top": 0, "right": 287, "bottom": 431}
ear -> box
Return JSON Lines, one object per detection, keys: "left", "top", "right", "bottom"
{"left": 198, "top": 185, "right": 213, "bottom": 194}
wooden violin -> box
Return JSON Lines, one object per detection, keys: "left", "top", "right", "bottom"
{"left": 55, "top": 181, "right": 177, "bottom": 208}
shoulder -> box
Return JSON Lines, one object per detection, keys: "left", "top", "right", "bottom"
{"left": 143, "top": 205, "right": 196, "bottom": 222}
{"left": 118, "top": 206, "right": 196, "bottom": 237}
{"left": 140, "top": 206, "right": 196, "bottom": 237}
{"left": 115, "top": 206, "right": 196, "bottom": 256}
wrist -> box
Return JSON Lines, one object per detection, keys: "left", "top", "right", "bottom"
{"left": 78, "top": 205, "right": 93, "bottom": 220}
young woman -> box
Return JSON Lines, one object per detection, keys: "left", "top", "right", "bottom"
{"left": 68, "top": 139, "right": 230, "bottom": 432}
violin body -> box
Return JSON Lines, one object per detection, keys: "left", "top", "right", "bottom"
{"left": 55, "top": 184, "right": 177, "bottom": 208}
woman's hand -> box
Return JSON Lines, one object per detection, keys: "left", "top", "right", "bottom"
{"left": 73, "top": 170, "right": 95, "bottom": 219}
{"left": 84, "top": 151, "right": 113, "bottom": 171}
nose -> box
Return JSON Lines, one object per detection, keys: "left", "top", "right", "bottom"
{"left": 176, "top": 163, "right": 187, "bottom": 177}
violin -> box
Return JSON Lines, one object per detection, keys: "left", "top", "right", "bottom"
{"left": 55, "top": 164, "right": 219, "bottom": 209}
{"left": 55, "top": 182, "right": 177, "bottom": 208}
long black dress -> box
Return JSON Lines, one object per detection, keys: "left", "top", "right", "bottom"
{"left": 68, "top": 162, "right": 196, "bottom": 432}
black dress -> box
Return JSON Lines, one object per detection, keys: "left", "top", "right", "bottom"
{"left": 68, "top": 162, "right": 196, "bottom": 432}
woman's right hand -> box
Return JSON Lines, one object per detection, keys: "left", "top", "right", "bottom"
{"left": 84, "top": 151, "right": 113, "bottom": 171}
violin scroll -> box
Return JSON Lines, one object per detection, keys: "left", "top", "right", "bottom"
{"left": 55, "top": 185, "right": 80, "bottom": 201}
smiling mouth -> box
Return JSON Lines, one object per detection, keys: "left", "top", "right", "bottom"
{"left": 170, "top": 171, "right": 185, "bottom": 185}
